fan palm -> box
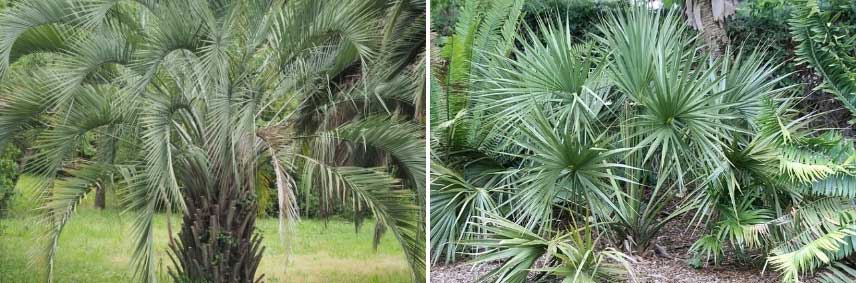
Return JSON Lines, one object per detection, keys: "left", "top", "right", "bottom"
{"left": 0, "top": 0, "right": 426, "bottom": 282}
{"left": 432, "top": 2, "right": 856, "bottom": 282}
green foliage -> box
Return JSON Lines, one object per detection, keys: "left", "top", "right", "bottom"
{"left": 429, "top": 162, "right": 500, "bottom": 264}
{"left": 0, "top": 206, "right": 411, "bottom": 283}
{"left": 521, "top": 0, "right": 626, "bottom": 40}
{"left": 465, "top": 214, "right": 634, "bottom": 283}
{"left": 789, "top": 0, "right": 856, "bottom": 119}
{"left": 0, "top": 142, "right": 19, "bottom": 217}
{"left": 727, "top": 0, "right": 796, "bottom": 82}
{"left": 0, "top": 0, "right": 426, "bottom": 282}
{"left": 432, "top": 0, "right": 524, "bottom": 153}
{"left": 432, "top": 2, "right": 856, "bottom": 282}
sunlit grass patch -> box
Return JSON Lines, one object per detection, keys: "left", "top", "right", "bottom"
{"left": 0, "top": 176, "right": 410, "bottom": 283}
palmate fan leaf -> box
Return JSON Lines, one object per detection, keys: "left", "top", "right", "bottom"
{"left": 633, "top": 45, "right": 734, "bottom": 181}
{"left": 429, "top": 162, "right": 499, "bottom": 264}
{"left": 509, "top": 108, "right": 634, "bottom": 234}
{"left": 694, "top": 198, "right": 772, "bottom": 255}
{"left": 473, "top": 18, "right": 609, "bottom": 150}
{"left": 0, "top": 0, "right": 426, "bottom": 282}
{"left": 593, "top": 6, "right": 692, "bottom": 99}
{"left": 434, "top": 1, "right": 856, "bottom": 282}
{"left": 465, "top": 214, "right": 635, "bottom": 283}
{"left": 716, "top": 47, "right": 788, "bottom": 124}
{"left": 540, "top": 224, "right": 636, "bottom": 283}
{"left": 690, "top": 234, "right": 724, "bottom": 265}
{"left": 465, "top": 214, "right": 546, "bottom": 283}
{"left": 595, "top": 5, "right": 738, "bottom": 191}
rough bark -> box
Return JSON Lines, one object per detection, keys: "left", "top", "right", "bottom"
{"left": 699, "top": 0, "right": 730, "bottom": 57}
{"left": 685, "top": 0, "right": 734, "bottom": 57}
{"left": 94, "top": 183, "right": 105, "bottom": 209}
{"left": 168, "top": 156, "right": 265, "bottom": 283}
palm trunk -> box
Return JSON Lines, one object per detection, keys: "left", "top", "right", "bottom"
{"left": 94, "top": 183, "right": 105, "bottom": 209}
{"left": 168, "top": 157, "right": 264, "bottom": 283}
{"left": 699, "top": 0, "right": 729, "bottom": 57}
{"left": 686, "top": 0, "right": 732, "bottom": 57}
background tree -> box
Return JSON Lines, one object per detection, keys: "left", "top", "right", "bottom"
{"left": 683, "top": 0, "right": 738, "bottom": 56}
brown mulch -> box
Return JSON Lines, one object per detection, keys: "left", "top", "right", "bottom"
{"left": 431, "top": 262, "right": 500, "bottom": 283}
{"left": 430, "top": 216, "right": 790, "bottom": 283}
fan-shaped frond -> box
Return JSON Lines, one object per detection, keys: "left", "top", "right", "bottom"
{"left": 465, "top": 214, "right": 547, "bottom": 283}
{"left": 510, "top": 108, "right": 633, "bottom": 232}
{"left": 430, "top": 162, "right": 499, "bottom": 264}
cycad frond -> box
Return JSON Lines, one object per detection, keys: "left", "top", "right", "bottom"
{"left": 817, "top": 262, "right": 856, "bottom": 283}
{"left": 789, "top": 0, "right": 856, "bottom": 118}
{"left": 769, "top": 224, "right": 856, "bottom": 283}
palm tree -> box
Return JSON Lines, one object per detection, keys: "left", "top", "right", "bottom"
{"left": 431, "top": 3, "right": 856, "bottom": 282}
{"left": 0, "top": 0, "right": 425, "bottom": 282}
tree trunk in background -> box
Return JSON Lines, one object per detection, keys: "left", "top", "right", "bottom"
{"left": 94, "top": 183, "right": 105, "bottom": 209}
{"left": 17, "top": 148, "right": 32, "bottom": 173}
{"left": 699, "top": 0, "right": 730, "bottom": 57}
{"left": 685, "top": 0, "right": 734, "bottom": 57}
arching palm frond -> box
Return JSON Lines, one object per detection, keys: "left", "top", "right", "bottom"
{"left": 0, "top": 0, "right": 426, "bottom": 282}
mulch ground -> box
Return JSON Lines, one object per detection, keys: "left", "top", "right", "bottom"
{"left": 430, "top": 215, "right": 795, "bottom": 283}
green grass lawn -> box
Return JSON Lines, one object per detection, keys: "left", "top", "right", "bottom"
{"left": 0, "top": 176, "right": 411, "bottom": 283}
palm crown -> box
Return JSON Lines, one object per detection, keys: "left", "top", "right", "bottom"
{"left": 0, "top": 0, "right": 425, "bottom": 282}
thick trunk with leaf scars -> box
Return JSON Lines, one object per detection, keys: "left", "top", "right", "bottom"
{"left": 168, "top": 155, "right": 264, "bottom": 283}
